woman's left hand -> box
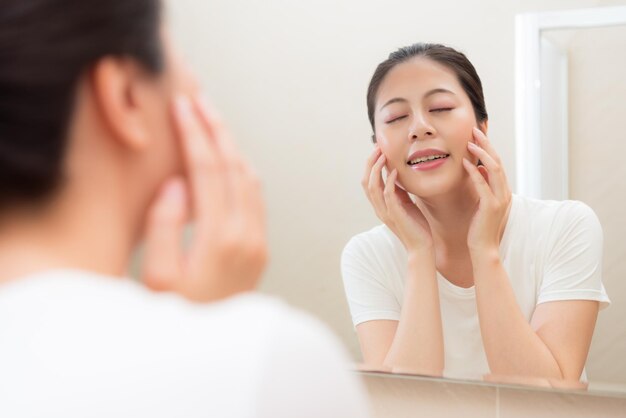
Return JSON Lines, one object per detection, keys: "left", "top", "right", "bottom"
{"left": 463, "top": 127, "right": 512, "bottom": 256}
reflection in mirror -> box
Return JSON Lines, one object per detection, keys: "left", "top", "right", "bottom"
{"left": 341, "top": 41, "right": 610, "bottom": 386}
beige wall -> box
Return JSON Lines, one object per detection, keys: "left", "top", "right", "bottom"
{"left": 166, "top": 0, "right": 626, "bottom": 369}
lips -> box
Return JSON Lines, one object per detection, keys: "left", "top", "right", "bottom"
{"left": 406, "top": 148, "right": 450, "bottom": 166}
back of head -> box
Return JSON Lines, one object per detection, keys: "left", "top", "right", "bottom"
{"left": 0, "top": 0, "right": 163, "bottom": 211}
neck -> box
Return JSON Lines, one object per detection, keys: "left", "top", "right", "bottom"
{"left": 415, "top": 177, "right": 480, "bottom": 255}
{"left": 0, "top": 181, "right": 140, "bottom": 284}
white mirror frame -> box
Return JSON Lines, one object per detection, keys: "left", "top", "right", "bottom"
{"left": 515, "top": 6, "right": 626, "bottom": 200}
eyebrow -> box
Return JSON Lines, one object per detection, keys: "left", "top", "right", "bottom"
{"left": 379, "top": 88, "right": 456, "bottom": 111}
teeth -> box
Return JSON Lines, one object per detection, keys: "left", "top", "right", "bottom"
{"left": 408, "top": 154, "right": 448, "bottom": 165}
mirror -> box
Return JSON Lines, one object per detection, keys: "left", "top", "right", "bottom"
{"left": 167, "top": 0, "right": 626, "bottom": 398}
{"left": 515, "top": 5, "right": 626, "bottom": 392}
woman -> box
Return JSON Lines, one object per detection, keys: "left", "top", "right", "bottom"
{"left": 0, "top": 1, "right": 369, "bottom": 416}
{"left": 342, "top": 43, "right": 610, "bottom": 381}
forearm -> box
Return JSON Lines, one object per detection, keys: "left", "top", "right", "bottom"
{"left": 384, "top": 248, "right": 444, "bottom": 375}
{"left": 472, "top": 251, "right": 563, "bottom": 378}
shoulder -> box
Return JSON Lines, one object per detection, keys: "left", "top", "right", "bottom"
{"left": 342, "top": 224, "right": 403, "bottom": 262}
{"left": 0, "top": 270, "right": 370, "bottom": 417}
{"left": 0, "top": 269, "right": 290, "bottom": 324}
{"left": 0, "top": 270, "right": 345, "bottom": 361}
{"left": 255, "top": 307, "right": 371, "bottom": 417}
{"left": 512, "top": 195, "right": 601, "bottom": 233}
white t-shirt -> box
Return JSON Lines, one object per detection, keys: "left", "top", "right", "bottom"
{"left": 0, "top": 270, "right": 370, "bottom": 418}
{"left": 341, "top": 194, "right": 610, "bottom": 379}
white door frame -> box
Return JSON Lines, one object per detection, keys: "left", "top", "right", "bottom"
{"left": 515, "top": 6, "right": 626, "bottom": 199}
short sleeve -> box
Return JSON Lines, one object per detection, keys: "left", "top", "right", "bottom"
{"left": 341, "top": 232, "right": 401, "bottom": 326}
{"left": 538, "top": 201, "right": 610, "bottom": 309}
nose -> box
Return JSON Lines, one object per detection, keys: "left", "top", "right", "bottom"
{"left": 408, "top": 113, "right": 436, "bottom": 141}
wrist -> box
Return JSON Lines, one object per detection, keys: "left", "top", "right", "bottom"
{"left": 469, "top": 247, "right": 501, "bottom": 269}
{"left": 405, "top": 247, "right": 437, "bottom": 286}
{"left": 407, "top": 247, "right": 436, "bottom": 277}
{"left": 407, "top": 245, "right": 435, "bottom": 262}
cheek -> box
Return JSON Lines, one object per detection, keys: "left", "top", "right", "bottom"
{"left": 376, "top": 129, "right": 406, "bottom": 169}
{"left": 440, "top": 113, "right": 475, "bottom": 152}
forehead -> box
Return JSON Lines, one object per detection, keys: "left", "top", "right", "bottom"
{"left": 376, "top": 57, "right": 463, "bottom": 105}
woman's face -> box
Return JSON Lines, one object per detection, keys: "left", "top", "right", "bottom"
{"left": 373, "top": 57, "right": 483, "bottom": 198}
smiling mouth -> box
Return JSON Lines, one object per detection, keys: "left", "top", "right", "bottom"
{"left": 407, "top": 154, "right": 450, "bottom": 166}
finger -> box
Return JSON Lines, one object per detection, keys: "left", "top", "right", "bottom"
{"left": 477, "top": 165, "right": 489, "bottom": 183}
{"left": 383, "top": 169, "right": 405, "bottom": 220}
{"left": 194, "top": 96, "right": 242, "bottom": 216}
{"left": 228, "top": 158, "right": 249, "bottom": 234}
{"left": 367, "top": 153, "right": 389, "bottom": 218}
{"left": 362, "top": 146, "right": 382, "bottom": 190}
{"left": 142, "top": 178, "right": 188, "bottom": 292}
{"left": 392, "top": 180, "right": 414, "bottom": 206}
{"left": 467, "top": 141, "right": 497, "bottom": 171}
{"left": 195, "top": 95, "right": 240, "bottom": 161}
{"left": 241, "top": 161, "right": 267, "bottom": 261}
{"left": 391, "top": 179, "right": 419, "bottom": 214}
{"left": 463, "top": 158, "right": 493, "bottom": 199}
{"left": 473, "top": 127, "right": 503, "bottom": 165}
{"left": 245, "top": 163, "right": 266, "bottom": 240}
{"left": 172, "top": 96, "right": 224, "bottom": 222}
{"left": 467, "top": 142, "right": 507, "bottom": 199}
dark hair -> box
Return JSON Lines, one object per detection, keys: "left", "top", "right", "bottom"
{"left": 0, "top": 0, "right": 164, "bottom": 210}
{"left": 366, "top": 43, "right": 488, "bottom": 142}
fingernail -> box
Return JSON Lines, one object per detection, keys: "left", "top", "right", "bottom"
{"left": 468, "top": 142, "right": 478, "bottom": 149}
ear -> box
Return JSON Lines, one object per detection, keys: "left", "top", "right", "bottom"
{"left": 478, "top": 119, "right": 489, "bottom": 135}
{"left": 89, "top": 57, "right": 153, "bottom": 151}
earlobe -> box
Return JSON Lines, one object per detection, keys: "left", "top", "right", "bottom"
{"left": 91, "top": 57, "right": 151, "bottom": 151}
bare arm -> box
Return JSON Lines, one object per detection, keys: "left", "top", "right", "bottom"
{"left": 356, "top": 249, "right": 443, "bottom": 375}
{"left": 465, "top": 127, "right": 599, "bottom": 379}
{"left": 358, "top": 146, "right": 444, "bottom": 374}
{"left": 473, "top": 253, "right": 598, "bottom": 379}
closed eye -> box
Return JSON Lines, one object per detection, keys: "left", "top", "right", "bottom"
{"left": 385, "top": 115, "right": 408, "bottom": 124}
{"left": 430, "top": 108, "right": 453, "bottom": 113}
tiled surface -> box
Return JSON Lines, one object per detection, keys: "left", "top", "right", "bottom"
{"left": 360, "top": 372, "right": 497, "bottom": 418}
{"left": 359, "top": 372, "right": 626, "bottom": 418}
{"left": 499, "top": 387, "right": 626, "bottom": 418}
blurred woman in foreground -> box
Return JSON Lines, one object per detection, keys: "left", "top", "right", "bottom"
{"left": 0, "top": 1, "right": 369, "bottom": 416}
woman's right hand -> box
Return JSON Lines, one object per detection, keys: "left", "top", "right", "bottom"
{"left": 362, "top": 146, "right": 434, "bottom": 253}
{"left": 141, "top": 94, "right": 268, "bottom": 303}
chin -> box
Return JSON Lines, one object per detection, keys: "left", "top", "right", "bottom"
{"left": 399, "top": 169, "right": 465, "bottom": 200}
